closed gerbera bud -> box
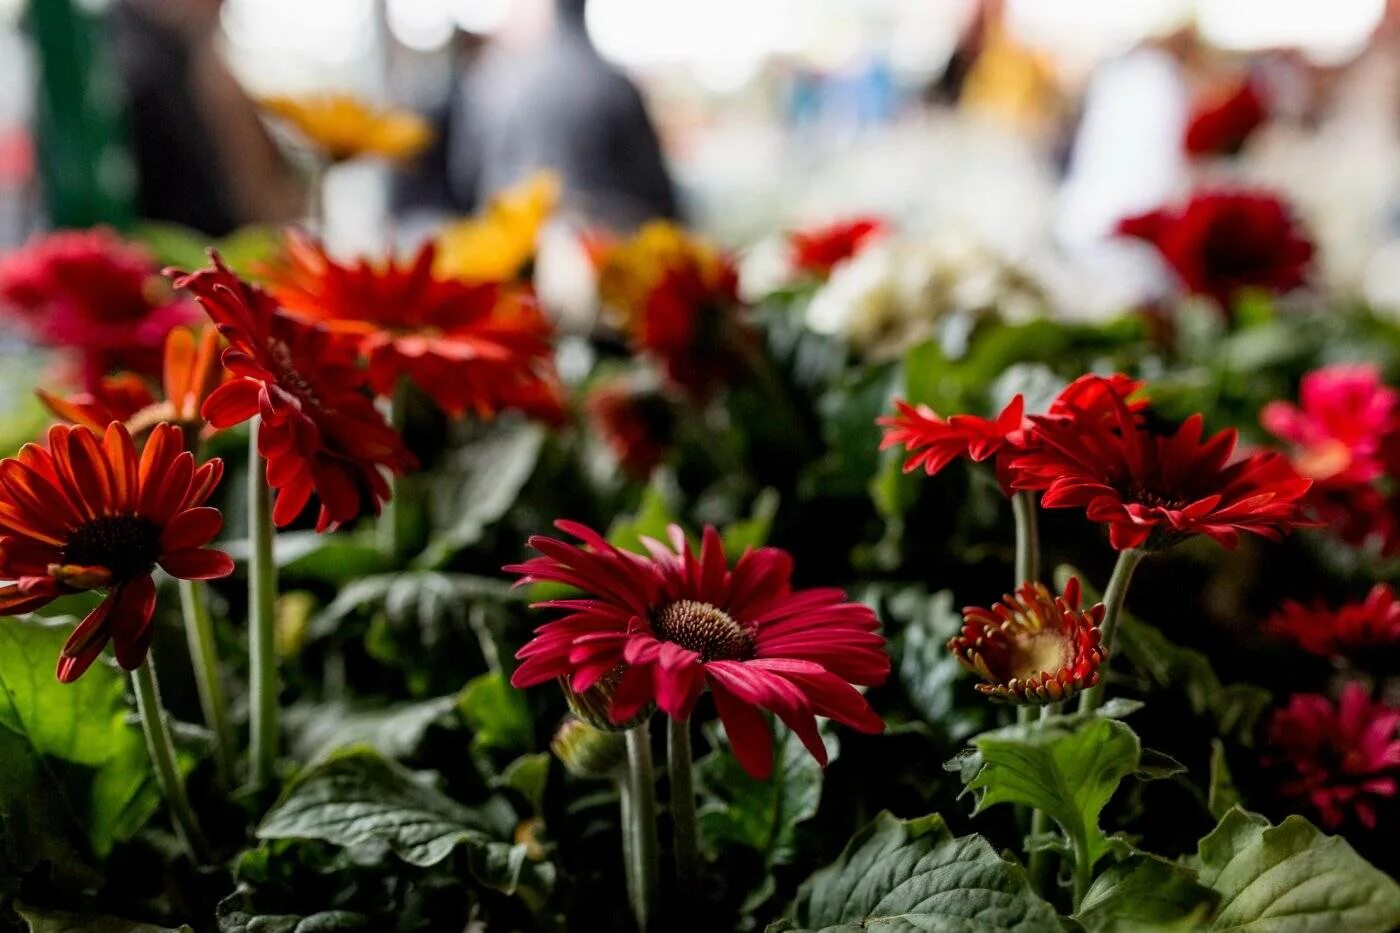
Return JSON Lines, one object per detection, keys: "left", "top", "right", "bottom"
{"left": 950, "top": 578, "right": 1107, "bottom": 704}
{"left": 551, "top": 715, "right": 628, "bottom": 780}
{"left": 558, "top": 664, "right": 651, "bottom": 733}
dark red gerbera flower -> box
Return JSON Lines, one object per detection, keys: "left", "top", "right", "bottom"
{"left": 0, "top": 422, "right": 232, "bottom": 682}
{"left": 788, "top": 217, "right": 886, "bottom": 279}
{"left": 0, "top": 229, "right": 195, "bottom": 389}
{"left": 1261, "top": 364, "right": 1398, "bottom": 488}
{"left": 1265, "top": 584, "right": 1400, "bottom": 658}
{"left": 506, "top": 521, "right": 888, "bottom": 779}
{"left": 1117, "top": 190, "right": 1313, "bottom": 310}
{"left": 639, "top": 263, "right": 748, "bottom": 400}
{"left": 1010, "top": 376, "right": 1313, "bottom": 550}
{"left": 263, "top": 230, "right": 564, "bottom": 422}
{"left": 950, "top": 577, "right": 1106, "bottom": 704}
{"left": 1185, "top": 78, "right": 1267, "bottom": 157}
{"left": 585, "top": 378, "right": 676, "bottom": 479}
{"left": 172, "top": 254, "right": 414, "bottom": 531}
{"left": 1264, "top": 683, "right": 1400, "bottom": 830}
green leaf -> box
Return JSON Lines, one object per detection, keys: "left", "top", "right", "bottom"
{"left": 285, "top": 696, "right": 458, "bottom": 762}
{"left": 1075, "top": 854, "right": 1219, "bottom": 932}
{"left": 1207, "top": 740, "right": 1238, "bottom": 820}
{"left": 606, "top": 477, "right": 679, "bottom": 554}
{"left": 962, "top": 713, "right": 1140, "bottom": 873}
{"left": 18, "top": 905, "right": 191, "bottom": 932}
{"left": 720, "top": 487, "right": 780, "bottom": 555}
{"left": 887, "top": 588, "right": 986, "bottom": 741}
{"left": 459, "top": 672, "right": 534, "bottom": 756}
{"left": 257, "top": 747, "right": 553, "bottom": 904}
{"left": 498, "top": 753, "right": 550, "bottom": 816}
{"left": 133, "top": 221, "right": 278, "bottom": 278}
{"left": 781, "top": 811, "right": 1061, "bottom": 931}
{"left": 1193, "top": 807, "right": 1400, "bottom": 932}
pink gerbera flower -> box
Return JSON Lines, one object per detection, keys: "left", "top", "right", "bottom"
{"left": 506, "top": 522, "right": 888, "bottom": 779}
{"left": 1260, "top": 364, "right": 1398, "bottom": 488}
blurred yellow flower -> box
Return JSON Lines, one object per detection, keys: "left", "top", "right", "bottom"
{"left": 434, "top": 173, "right": 561, "bottom": 283}
{"left": 594, "top": 221, "right": 726, "bottom": 326}
{"left": 260, "top": 94, "right": 433, "bottom": 163}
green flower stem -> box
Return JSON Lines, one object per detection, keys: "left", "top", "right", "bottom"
{"left": 668, "top": 716, "right": 699, "bottom": 905}
{"left": 376, "top": 381, "right": 410, "bottom": 561}
{"left": 131, "top": 659, "right": 209, "bottom": 863}
{"left": 1026, "top": 704, "right": 1055, "bottom": 895}
{"left": 247, "top": 419, "right": 279, "bottom": 790}
{"left": 624, "top": 721, "right": 659, "bottom": 932}
{"left": 1011, "top": 490, "right": 1041, "bottom": 587}
{"left": 1071, "top": 827, "right": 1093, "bottom": 909}
{"left": 1077, "top": 548, "right": 1145, "bottom": 715}
{"left": 177, "top": 579, "right": 234, "bottom": 788}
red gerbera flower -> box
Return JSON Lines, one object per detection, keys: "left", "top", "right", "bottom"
{"left": 1117, "top": 190, "right": 1313, "bottom": 310}
{"left": 506, "top": 522, "right": 888, "bottom": 779}
{"left": 1261, "top": 364, "right": 1398, "bottom": 488}
{"left": 788, "top": 217, "right": 886, "bottom": 279}
{"left": 1264, "top": 683, "right": 1400, "bottom": 830}
{"left": 0, "top": 229, "right": 196, "bottom": 389}
{"left": 1265, "top": 584, "right": 1400, "bottom": 658}
{"left": 1010, "top": 376, "right": 1313, "bottom": 550}
{"left": 950, "top": 578, "right": 1106, "bottom": 704}
{"left": 1184, "top": 78, "right": 1267, "bottom": 157}
{"left": 639, "top": 263, "right": 748, "bottom": 401}
{"left": 263, "top": 231, "right": 564, "bottom": 422}
{"left": 172, "top": 255, "right": 414, "bottom": 532}
{"left": 879, "top": 395, "right": 1025, "bottom": 479}
{"left": 37, "top": 325, "right": 223, "bottom": 442}
{"left": 0, "top": 422, "right": 232, "bottom": 682}
{"left": 585, "top": 378, "right": 676, "bottom": 479}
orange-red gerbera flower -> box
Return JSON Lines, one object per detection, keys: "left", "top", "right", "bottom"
{"left": 0, "top": 422, "right": 232, "bottom": 682}
{"left": 172, "top": 255, "right": 414, "bottom": 532}
{"left": 788, "top": 216, "right": 886, "bottom": 279}
{"left": 950, "top": 578, "right": 1107, "bottom": 703}
{"left": 36, "top": 325, "right": 223, "bottom": 442}
{"left": 263, "top": 230, "right": 563, "bottom": 421}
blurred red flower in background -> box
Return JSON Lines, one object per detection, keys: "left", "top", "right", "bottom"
{"left": 585, "top": 378, "right": 675, "bottom": 479}
{"left": 0, "top": 229, "right": 195, "bottom": 389}
{"left": 1261, "top": 364, "right": 1398, "bottom": 487}
{"left": 506, "top": 521, "right": 888, "bottom": 779}
{"left": 1117, "top": 190, "right": 1313, "bottom": 310}
{"left": 174, "top": 255, "right": 414, "bottom": 531}
{"left": 788, "top": 217, "right": 886, "bottom": 278}
{"left": 0, "top": 422, "right": 231, "bottom": 682}
{"left": 1266, "top": 584, "right": 1400, "bottom": 658}
{"left": 265, "top": 231, "right": 563, "bottom": 422}
{"left": 1265, "top": 683, "right": 1400, "bottom": 830}
{"left": 1185, "top": 78, "right": 1267, "bottom": 157}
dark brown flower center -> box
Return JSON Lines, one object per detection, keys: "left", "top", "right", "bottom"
{"left": 652, "top": 599, "right": 755, "bottom": 661}
{"left": 62, "top": 516, "right": 162, "bottom": 581}
{"left": 268, "top": 339, "right": 324, "bottom": 411}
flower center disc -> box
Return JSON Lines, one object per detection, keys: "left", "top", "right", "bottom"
{"left": 62, "top": 515, "right": 162, "bottom": 581}
{"left": 652, "top": 599, "right": 755, "bottom": 661}
{"left": 1007, "top": 629, "right": 1073, "bottom": 682}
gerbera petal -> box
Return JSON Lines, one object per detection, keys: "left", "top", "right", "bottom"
{"left": 109, "top": 575, "right": 158, "bottom": 672}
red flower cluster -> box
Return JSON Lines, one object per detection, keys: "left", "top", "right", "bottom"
{"left": 1265, "top": 684, "right": 1400, "bottom": 830}
{"left": 507, "top": 522, "right": 888, "bottom": 779}
{"left": 264, "top": 231, "right": 564, "bottom": 422}
{"left": 173, "top": 255, "right": 414, "bottom": 531}
{"left": 584, "top": 379, "right": 676, "bottom": 479}
{"left": 1185, "top": 78, "right": 1267, "bottom": 157}
{"left": 882, "top": 374, "right": 1312, "bottom": 550}
{"left": 1266, "top": 584, "right": 1400, "bottom": 658}
{"left": 1117, "top": 190, "right": 1313, "bottom": 310}
{"left": 639, "top": 262, "right": 747, "bottom": 401}
{"left": 0, "top": 422, "right": 232, "bottom": 682}
{"left": 788, "top": 217, "right": 886, "bottom": 279}
{"left": 1262, "top": 364, "right": 1400, "bottom": 551}
{"left": 0, "top": 229, "right": 195, "bottom": 389}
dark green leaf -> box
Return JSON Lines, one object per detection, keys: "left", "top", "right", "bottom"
{"left": 1075, "top": 854, "right": 1218, "bottom": 932}
{"left": 18, "top": 905, "right": 191, "bottom": 932}
{"left": 459, "top": 672, "right": 534, "bottom": 756}
{"left": 285, "top": 696, "right": 458, "bottom": 762}
{"left": 886, "top": 588, "right": 986, "bottom": 741}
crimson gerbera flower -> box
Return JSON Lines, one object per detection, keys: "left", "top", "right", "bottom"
{"left": 172, "top": 254, "right": 414, "bottom": 531}
{"left": 788, "top": 217, "right": 886, "bottom": 279}
{"left": 1261, "top": 364, "right": 1398, "bottom": 488}
{"left": 1265, "top": 584, "right": 1400, "bottom": 658}
{"left": 950, "top": 578, "right": 1106, "bottom": 704}
{"left": 0, "top": 422, "right": 232, "bottom": 682}
{"left": 1184, "top": 78, "right": 1267, "bottom": 157}
{"left": 1117, "top": 190, "right": 1313, "bottom": 310}
{"left": 263, "top": 231, "right": 564, "bottom": 422}
{"left": 0, "top": 229, "right": 196, "bottom": 389}
{"left": 1264, "top": 683, "right": 1400, "bottom": 830}
{"left": 585, "top": 379, "right": 676, "bottom": 479}
{"left": 1010, "top": 376, "right": 1312, "bottom": 550}
{"left": 506, "top": 522, "right": 888, "bottom": 779}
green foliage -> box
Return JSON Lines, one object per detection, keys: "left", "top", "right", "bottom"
{"left": 775, "top": 811, "right": 1061, "bottom": 931}
{"left": 17, "top": 906, "right": 190, "bottom": 933}
{"left": 132, "top": 222, "right": 278, "bottom": 277}
{"left": 1074, "top": 855, "right": 1219, "bottom": 932}
{"left": 883, "top": 587, "right": 987, "bottom": 740}
{"left": 458, "top": 672, "right": 534, "bottom": 758}
{"left": 285, "top": 696, "right": 459, "bottom": 762}
{"left": 1193, "top": 808, "right": 1400, "bottom": 932}
{"left": 1206, "top": 740, "right": 1239, "bottom": 820}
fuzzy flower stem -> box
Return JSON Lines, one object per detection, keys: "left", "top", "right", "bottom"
{"left": 178, "top": 579, "right": 234, "bottom": 788}
{"left": 624, "top": 721, "right": 660, "bottom": 932}
{"left": 1026, "top": 704, "right": 1056, "bottom": 894}
{"left": 1071, "top": 827, "right": 1094, "bottom": 909}
{"left": 131, "top": 659, "right": 209, "bottom": 863}
{"left": 668, "top": 716, "right": 700, "bottom": 906}
{"left": 248, "top": 419, "right": 280, "bottom": 790}
{"left": 1012, "top": 491, "right": 1041, "bottom": 588}
{"left": 1077, "top": 549, "right": 1145, "bottom": 715}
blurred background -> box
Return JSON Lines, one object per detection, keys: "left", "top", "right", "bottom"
{"left": 1, "top": 0, "right": 1399, "bottom": 313}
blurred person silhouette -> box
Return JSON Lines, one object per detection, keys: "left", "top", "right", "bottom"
{"left": 110, "top": 0, "right": 304, "bottom": 235}
{"left": 450, "top": 0, "right": 678, "bottom": 230}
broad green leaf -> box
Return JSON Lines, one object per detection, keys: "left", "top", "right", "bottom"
{"left": 1193, "top": 807, "right": 1400, "bottom": 932}
{"left": 962, "top": 713, "right": 1140, "bottom": 872}
{"left": 781, "top": 811, "right": 1060, "bottom": 931}
{"left": 257, "top": 747, "right": 553, "bottom": 904}
{"left": 606, "top": 477, "right": 679, "bottom": 554}
{"left": 1075, "top": 854, "right": 1218, "bottom": 932}
{"left": 720, "top": 487, "right": 780, "bottom": 554}
{"left": 1207, "top": 740, "right": 1238, "bottom": 820}
{"left": 18, "top": 906, "right": 190, "bottom": 932}
{"left": 459, "top": 672, "right": 534, "bottom": 756}
{"left": 886, "top": 587, "right": 986, "bottom": 741}
{"left": 285, "top": 696, "right": 458, "bottom": 762}
{"left": 309, "top": 572, "right": 516, "bottom": 643}
{"left": 221, "top": 531, "right": 388, "bottom": 585}
{"left": 498, "top": 753, "right": 550, "bottom": 815}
